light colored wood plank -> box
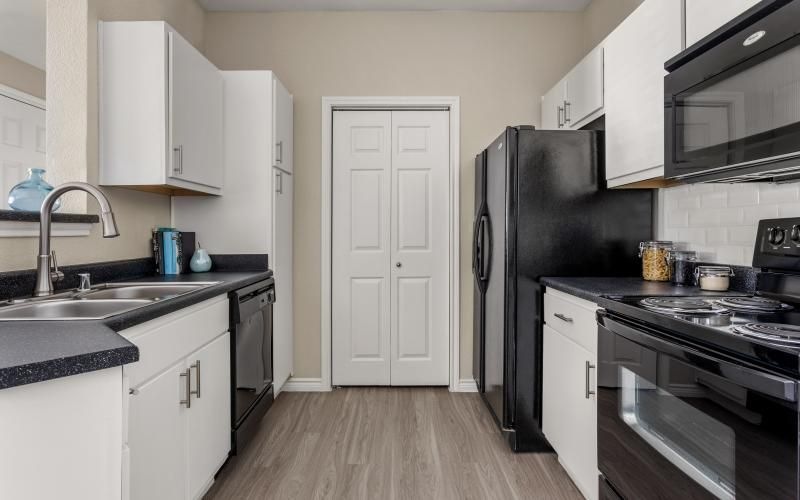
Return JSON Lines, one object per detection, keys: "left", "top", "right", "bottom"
{"left": 204, "top": 388, "right": 582, "bottom": 500}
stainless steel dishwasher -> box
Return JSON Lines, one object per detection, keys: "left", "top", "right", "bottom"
{"left": 229, "top": 277, "right": 275, "bottom": 455}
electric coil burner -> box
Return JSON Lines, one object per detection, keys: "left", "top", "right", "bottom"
{"left": 716, "top": 296, "right": 793, "bottom": 313}
{"left": 639, "top": 297, "right": 729, "bottom": 315}
{"left": 733, "top": 323, "right": 800, "bottom": 345}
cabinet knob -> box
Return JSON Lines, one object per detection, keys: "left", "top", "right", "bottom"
{"left": 395, "top": 262, "right": 402, "bottom": 268}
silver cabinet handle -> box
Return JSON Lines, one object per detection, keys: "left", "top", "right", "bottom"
{"left": 180, "top": 368, "right": 191, "bottom": 408}
{"left": 564, "top": 101, "right": 571, "bottom": 123}
{"left": 276, "top": 141, "right": 283, "bottom": 164}
{"left": 276, "top": 171, "right": 283, "bottom": 194}
{"left": 585, "top": 361, "right": 596, "bottom": 399}
{"left": 190, "top": 360, "right": 201, "bottom": 399}
{"left": 554, "top": 313, "right": 573, "bottom": 323}
{"left": 557, "top": 106, "right": 564, "bottom": 128}
{"left": 173, "top": 145, "right": 183, "bottom": 174}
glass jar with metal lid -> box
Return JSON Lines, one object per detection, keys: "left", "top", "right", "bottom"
{"left": 667, "top": 250, "right": 697, "bottom": 286}
{"left": 639, "top": 241, "right": 674, "bottom": 281}
{"left": 695, "top": 265, "right": 735, "bottom": 291}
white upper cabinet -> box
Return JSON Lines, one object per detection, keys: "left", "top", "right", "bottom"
{"left": 564, "top": 46, "right": 604, "bottom": 128}
{"left": 685, "top": 0, "right": 760, "bottom": 47}
{"left": 604, "top": 0, "right": 683, "bottom": 187}
{"left": 541, "top": 77, "right": 566, "bottom": 130}
{"left": 99, "top": 21, "right": 223, "bottom": 195}
{"left": 540, "top": 46, "right": 603, "bottom": 130}
{"left": 273, "top": 77, "right": 294, "bottom": 173}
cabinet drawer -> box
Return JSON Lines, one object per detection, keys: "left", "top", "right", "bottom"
{"left": 121, "top": 296, "right": 228, "bottom": 388}
{"left": 544, "top": 289, "right": 598, "bottom": 354}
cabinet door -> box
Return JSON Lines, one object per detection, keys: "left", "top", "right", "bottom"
{"left": 540, "top": 80, "right": 566, "bottom": 130}
{"left": 272, "top": 169, "right": 293, "bottom": 394}
{"left": 543, "top": 325, "right": 598, "bottom": 500}
{"left": 685, "top": 0, "right": 759, "bottom": 47}
{"left": 128, "top": 360, "right": 187, "bottom": 500}
{"left": 273, "top": 77, "right": 293, "bottom": 173}
{"left": 186, "top": 332, "right": 231, "bottom": 500}
{"left": 169, "top": 30, "right": 224, "bottom": 189}
{"left": 604, "top": 0, "right": 682, "bottom": 186}
{"left": 565, "top": 46, "right": 603, "bottom": 128}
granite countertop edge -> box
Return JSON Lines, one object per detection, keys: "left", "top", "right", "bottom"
{"left": 0, "top": 270, "right": 272, "bottom": 391}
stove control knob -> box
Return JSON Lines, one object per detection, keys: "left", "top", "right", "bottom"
{"left": 791, "top": 225, "right": 800, "bottom": 244}
{"left": 768, "top": 227, "right": 786, "bottom": 246}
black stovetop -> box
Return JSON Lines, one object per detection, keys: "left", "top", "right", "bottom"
{"left": 602, "top": 293, "right": 800, "bottom": 378}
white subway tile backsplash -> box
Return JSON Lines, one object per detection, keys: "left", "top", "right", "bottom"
{"left": 727, "top": 185, "right": 759, "bottom": 206}
{"left": 743, "top": 205, "right": 779, "bottom": 224}
{"left": 659, "top": 182, "right": 800, "bottom": 266}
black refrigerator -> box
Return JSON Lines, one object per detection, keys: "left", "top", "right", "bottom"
{"left": 472, "top": 126, "right": 653, "bottom": 452}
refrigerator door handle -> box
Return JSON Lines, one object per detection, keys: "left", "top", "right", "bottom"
{"left": 480, "top": 214, "right": 492, "bottom": 282}
{"left": 472, "top": 215, "right": 482, "bottom": 277}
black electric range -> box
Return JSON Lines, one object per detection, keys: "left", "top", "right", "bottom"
{"left": 596, "top": 217, "right": 800, "bottom": 500}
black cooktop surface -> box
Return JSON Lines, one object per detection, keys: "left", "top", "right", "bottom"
{"left": 602, "top": 294, "right": 800, "bottom": 377}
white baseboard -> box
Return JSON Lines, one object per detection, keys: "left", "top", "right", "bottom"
{"left": 453, "top": 378, "right": 478, "bottom": 392}
{"left": 280, "top": 377, "right": 330, "bottom": 392}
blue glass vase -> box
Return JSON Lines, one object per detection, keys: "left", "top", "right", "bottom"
{"left": 7, "top": 168, "right": 60, "bottom": 212}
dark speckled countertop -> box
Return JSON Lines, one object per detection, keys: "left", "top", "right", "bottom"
{"left": 0, "top": 270, "right": 271, "bottom": 390}
{"left": 539, "top": 276, "right": 748, "bottom": 304}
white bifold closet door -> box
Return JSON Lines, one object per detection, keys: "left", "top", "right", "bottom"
{"left": 332, "top": 109, "right": 449, "bottom": 386}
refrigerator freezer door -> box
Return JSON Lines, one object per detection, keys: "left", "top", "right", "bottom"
{"left": 483, "top": 129, "right": 512, "bottom": 428}
{"left": 473, "top": 152, "right": 487, "bottom": 392}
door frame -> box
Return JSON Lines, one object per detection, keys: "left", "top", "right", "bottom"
{"left": 320, "top": 96, "right": 461, "bottom": 392}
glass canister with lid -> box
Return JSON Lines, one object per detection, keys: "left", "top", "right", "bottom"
{"left": 695, "top": 265, "right": 735, "bottom": 291}
{"left": 639, "top": 241, "right": 674, "bottom": 281}
{"left": 667, "top": 250, "right": 697, "bottom": 286}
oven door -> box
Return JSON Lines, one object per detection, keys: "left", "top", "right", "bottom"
{"left": 597, "top": 311, "right": 799, "bottom": 500}
{"left": 665, "top": 0, "right": 800, "bottom": 182}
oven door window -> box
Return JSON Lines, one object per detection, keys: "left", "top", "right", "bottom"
{"left": 598, "top": 323, "right": 798, "bottom": 500}
{"left": 620, "top": 365, "right": 735, "bottom": 499}
{"left": 674, "top": 40, "right": 800, "bottom": 170}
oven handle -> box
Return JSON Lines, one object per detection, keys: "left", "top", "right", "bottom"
{"left": 597, "top": 310, "right": 798, "bottom": 403}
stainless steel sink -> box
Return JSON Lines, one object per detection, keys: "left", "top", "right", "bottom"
{"left": 0, "top": 281, "right": 220, "bottom": 320}
{"left": 0, "top": 299, "right": 152, "bottom": 320}
{"left": 77, "top": 283, "right": 216, "bottom": 301}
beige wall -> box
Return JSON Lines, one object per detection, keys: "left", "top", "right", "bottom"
{"left": 0, "top": 51, "right": 45, "bottom": 100}
{"left": 0, "top": 0, "right": 204, "bottom": 272}
{"left": 204, "top": 11, "right": 587, "bottom": 379}
{"left": 580, "top": 0, "right": 644, "bottom": 52}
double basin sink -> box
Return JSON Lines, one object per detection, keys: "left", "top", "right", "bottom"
{"left": 0, "top": 282, "right": 219, "bottom": 321}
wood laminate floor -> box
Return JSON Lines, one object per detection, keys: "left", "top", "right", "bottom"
{"left": 205, "top": 387, "right": 582, "bottom": 500}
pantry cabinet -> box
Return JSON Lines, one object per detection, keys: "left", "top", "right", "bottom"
{"left": 122, "top": 296, "right": 231, "bottom": 500}
{"left": 99, "top": 21, "right": 223, "bottom": 195}
{"left": 542, "top": 288, "right": 599, "bottom": 500}
{"left": 540, "top": 46, "right": 603, "bottom": 130}
{"left": 604, "top": 0, "right": 683, "bottom": 187}
{"left": 173, "top": 71, "right": 294, "bottom": 394}
{"left": 685, "top": 0, "right": 760, "bottom": 47}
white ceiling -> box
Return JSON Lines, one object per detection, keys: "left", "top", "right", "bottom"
{"left": 198, "top": 0, "right": 592, "bottom": 12}
{"left": 0, "top": 0, "right": 46, "bottom": 70}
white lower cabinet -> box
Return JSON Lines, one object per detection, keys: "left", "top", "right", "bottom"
{"left": 123, "top": 296, "right": 231, "bottom": 500}
{"left": 128, "top": 360, "right": 188, "bottom": 500}
{"left": 543, "top": 289, "right": 598, "bottom": 500}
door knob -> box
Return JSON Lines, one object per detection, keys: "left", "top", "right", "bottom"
{"left": 395, "top": 262, "right": 402, "bottom": 268}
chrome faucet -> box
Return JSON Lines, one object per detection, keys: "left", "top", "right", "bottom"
{"left": 34, "top": 182, "right": 120, "bottom": 296}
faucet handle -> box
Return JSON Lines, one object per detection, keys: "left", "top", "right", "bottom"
{"left": 77, "top": 273, "right": 91, "bottom": 291}
{"left": 50, "top": 251, "right": 64, "bottom": 283}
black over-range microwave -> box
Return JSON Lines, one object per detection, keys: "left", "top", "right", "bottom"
{"left": 665, "top": 0, "right": 800, "bottom": 183}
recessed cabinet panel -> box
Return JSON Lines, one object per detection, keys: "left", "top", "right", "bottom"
{"left": 350, "top": 171, "right": 384, "bottom": 251}
{"left": 397, "top": 277, "right": 431, "bottom": 359}
{"left": 397, "top": 169, "right": 430, "bottom": 250}
{"left": 350, "top": 278, "right": 385, "bottom": 360}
